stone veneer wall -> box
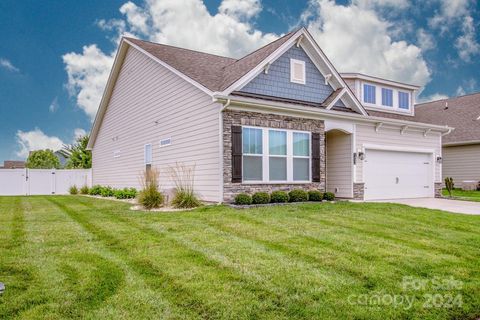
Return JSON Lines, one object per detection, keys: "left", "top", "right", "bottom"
{"left": 223, "top": 110, "right": 326, "bottom": 203}
{"left": 353, "top": 183, "right": 364, "bottom": 200}
{"left": 434, "top": 182, "right": 442, "bottom": 198}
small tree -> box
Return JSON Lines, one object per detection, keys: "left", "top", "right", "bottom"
{"left": 63, "top": 135, "right": 92, "bottom": 169}
{"left": 26, "top": 149, "right": 60, "bottom": 169}
{"left": 445, "top": 177, "right": 454, "bottom": 197}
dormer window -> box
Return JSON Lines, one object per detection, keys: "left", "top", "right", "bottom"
{"left": 398, "top": 91, "right": 409, "bottom": 109}
{"left": 381, "top": 88, "right": 393, "bottom": 107}
{"left": 363, "top": 84, "right": 376, "bottom": 104}
{"left": 290, "top": 59, "right": 306, "bottom": 84}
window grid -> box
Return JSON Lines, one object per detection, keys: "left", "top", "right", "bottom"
{"left": 399, "top": 91, "right": 409, "bottom": 109}
{"left": 242, "top": 127, "right": 311, "bottom": 183}
{"left": 381, "top": 88, "right": 393, "bottom": 107}
{"left": 363, "top": 84, "right": 376, "bottom": 104}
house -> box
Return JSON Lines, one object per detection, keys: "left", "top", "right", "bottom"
{"left": 0, "top": 160, "right": 26, "bottom": 169}
{"left": 413, "top": 93, "right": 480, "bottom": 187}
{"left": 86, "top": 27, "right": 451, "bottom": 202}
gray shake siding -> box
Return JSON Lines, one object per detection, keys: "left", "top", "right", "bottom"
{"left": 92, "top": 46, "right": 222, "bottom": 202}
{"left": 239, "top": 46, "right": 336, "bottom": 105}
{"left": 222, "top": 110, "right": 326, "bottom": 203}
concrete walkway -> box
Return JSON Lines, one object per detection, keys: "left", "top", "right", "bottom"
{"left": 371, "top": 198, "right": 480, "bottom": 215}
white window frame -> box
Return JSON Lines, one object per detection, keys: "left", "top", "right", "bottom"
{"left": 361, "top": 81, "right": 412, "bottom": 114}
{"left": 290, "top": 59, "right": 306, "bottom": 84}
{"left": 242, "top": 126, "right": 311, "bottom": 184}
{"left": 144, "top": 144, "right": 152, "bottom": 165}
{"left": 159, "top": 138, "right": 171, "bottom": 148}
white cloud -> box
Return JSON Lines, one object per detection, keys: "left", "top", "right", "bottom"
{"left": 455, "top": 15, "right": 479, "bottom": 62}
{"left": 63, "top": 0, "right": 278, "bottom": 121}
{"left": 429, "top": 0, "right": 471, "bottom": 31}
{"left": 304, "top": 0, "right": 431, "bottom": 87}
{"left": 16, "top": 128, "right": 65, "bottom": 158}
{"left": 49, "top": 97, "right": 59, "bottom": 113}
{"left": 352, "top": 0, "right": 409, "bottom": 10}
{"left": 418, "top": 92, "right": 449, "bottom": 103}
{"left": 219, "top": 0, "right": 262, "bottom": 20}
{"left": 455, "top": 78, "right": 477, "bottom": 96}
{"left": 73, "top": 128, "right": 87, "bottom": 140}
{"left": 0, "top": 58, "right": 19, "bottom": 72}
{"left": 417, "top": 28, "right": 435, "bottom": 51}
{"left": 62, "top": 45, "right": 115, "bottom": 121}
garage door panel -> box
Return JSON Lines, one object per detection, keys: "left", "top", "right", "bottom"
{"left": 364, "top": 149, "right": 433, "bottom": 200}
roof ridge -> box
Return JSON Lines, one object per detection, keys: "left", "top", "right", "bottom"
{"left": 230, "top": 28, "right": 300, "bottom": 64}
{"left": 124, "top": 36, "right": 237, "bottom": 61}
{"left": 416, "top": 91, "right": 480, "bottom": 106}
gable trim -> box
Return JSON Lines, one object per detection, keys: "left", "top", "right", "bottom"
{"left": 87, "top": 38, "right": 215, "bottom": 150}
{"left": 326, "top": 88, "right": 347, "bottom": 110}
{"left": 219, "top": 27, "right": 368, "bottom": 116}
{"left": 124, "top": 39, "right": 213, "bottom": 96}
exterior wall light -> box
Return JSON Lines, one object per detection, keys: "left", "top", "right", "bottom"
{"left": 436, "top": 156, "right": 442, "bottom": 164}
{"left": 358, "top": 152, "right": 365, "bottom": 161}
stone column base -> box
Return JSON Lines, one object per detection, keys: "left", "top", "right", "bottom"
{"left": 353, "top": 183, "right": 365, "bottom": 200}
{"left": 434, "top": 182, "right": 442, "bottom": 198}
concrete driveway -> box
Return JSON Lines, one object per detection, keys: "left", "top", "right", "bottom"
{"left": 372, "top": 198, "right": 480, "bottom": 215}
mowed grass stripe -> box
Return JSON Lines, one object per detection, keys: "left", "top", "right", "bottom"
{"left": 49, "top": 197, "right": 307, "bottom": 319}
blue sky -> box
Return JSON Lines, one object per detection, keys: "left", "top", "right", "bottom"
{"left": 0, "top": 0, "right": 479, "bottom": 163}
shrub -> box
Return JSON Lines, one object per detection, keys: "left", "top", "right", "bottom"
{"left": 169, "top": 163, "right": 202, "bottom": 209}
{"left": 308, "top": 190, "right": 323, "bottom": 201}
{"left": 270, "top": 191, "right": 289, "bottom": 203}
{"left": 288, "top": 189, "right": 308, "bottom": 202}
{"left": 234, "top": 193, "right": 252, "bottom": 205}
{"left": 323, "top": 192, "right": 335, "bottom": 201}
{"left": 69, "top": 185, "right": 78, "bottom": 195}
{"left": 252, "top": 192, "right": 270, "bottom": 204}
{"left": 80, "top": 185, "right": 90, "bottom": 195}
{"left": 89, "top": 185, "right": 102, "bottom": 196}
{"left": 138, "top": 168, "right": 164, "bottom": 209}
{"left": 100, "top": 186, "right": 115, "bottom": 197}
{"left": 114, "top": 188, "right": 137, "bottom": 199}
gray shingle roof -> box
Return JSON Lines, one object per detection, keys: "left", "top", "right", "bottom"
{"left": 125, "top": 30, "right": 297, "bottom": 92}
{"left": 368, "top": 93, "right": 480, "bottom": 144}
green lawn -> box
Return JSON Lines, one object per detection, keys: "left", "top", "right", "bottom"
{"left": 442, "top": 188, "right": 480, "bottom": 202}
{"left": 0, "top": 196, "right": 479, "bottom": 319}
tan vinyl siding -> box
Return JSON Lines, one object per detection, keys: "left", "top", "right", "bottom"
{"left": 92, "top": 46, "right": 222, "bottom": 201}
{"left": 443, "top": 144, "right": 480, "bottom": 184}
{"left": 355, "top": 123, "right": 442, "bottom": 182}
{"left": 326, "top": 131, "right": 353, "bottom": 198}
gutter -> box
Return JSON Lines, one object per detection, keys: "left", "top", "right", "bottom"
{"left": 213, "top": 94, "right": 453, "bottom": 133}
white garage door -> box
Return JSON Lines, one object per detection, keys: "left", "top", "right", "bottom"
{"left": 364, "top": 149, "right": 434, "bottom": 200}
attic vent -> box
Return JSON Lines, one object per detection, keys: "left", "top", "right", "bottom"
{"left": 290, "top": 59, "right": 306, "bottom": 84}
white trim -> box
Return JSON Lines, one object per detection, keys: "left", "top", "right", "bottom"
{"left": 362, "top": 143, "right": 435, "bottom": 154}
{"left": 324, "top": 119, "right": 354, "bottom": 134}
{"left": 290, "top": 58, "right": 306, "bottom": 84}
{"left": 215, "top": 95, "right": 452, "bottom": 133}
{"left": 400, "top": 125, "right": 409, "bottom": 135}
{"left": 341, "top": 72, "right": 420, "bottom": 90}
{"left": 144, "top": 143, "right": 152, "bottom": 165}
{"left": 326, "top": 87, "right": 347, "bottom": 110}
{"left": 375, "top": 123, "right": 383, "bottom": 133}
{"left": 241, "top": 126, "right": 312, "bottom": 184}
{"left": 124, "top": 39, "right": 213, "bottom": 96}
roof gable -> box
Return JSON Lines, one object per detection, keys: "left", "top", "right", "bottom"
{"left": 238, "top": 45, "right": 343, "bottom": 106}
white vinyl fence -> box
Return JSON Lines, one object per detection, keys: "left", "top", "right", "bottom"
{"left": 0, "top": 169, "right": 92, "bottom": 196}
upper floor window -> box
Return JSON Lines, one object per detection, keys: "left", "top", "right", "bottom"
{"left": 290, "top": 59, "right": 306, "bottom": 84}
{"left": 381, "top": 88, "right": 393, "bottom": 107}
{"left": 398, "top": 91, "right": 409, "bottom": 109}
{"left": 363, "top": 84, "right": 376, "bottom": 104}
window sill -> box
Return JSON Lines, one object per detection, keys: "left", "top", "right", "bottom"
{"left": 241, "top": 181, "right": 313, "bottom": 185}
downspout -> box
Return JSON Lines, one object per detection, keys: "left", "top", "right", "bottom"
{"left": 221, "top": 98, "right": 231, "bottom": 112}
{"left": 441, "top": 127, "right": 453, "bottom": 136}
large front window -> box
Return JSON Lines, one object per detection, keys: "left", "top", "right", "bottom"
{"left": 243, "top": 127, "right": 311, "bottom": 182}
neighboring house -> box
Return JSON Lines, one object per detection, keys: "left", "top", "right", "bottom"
{"left": 413, "top": 93, "right": 480, "bottom": 186}
{"left": 87, "top": 27, "right": 451, "bottom": 202}
{"left": 0, "top": 160, "right": 26, "bottom": 169}
{"left": 54, "top": 150, "right": 68, "bottom": 167}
